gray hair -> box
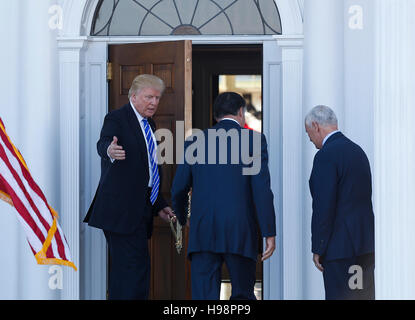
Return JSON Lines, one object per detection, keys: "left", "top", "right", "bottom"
{"left": 128, "top": 74, "right": 165, "bottom": 99}
{"left": 305, "top": 105, "right": 338, "bottom": 127}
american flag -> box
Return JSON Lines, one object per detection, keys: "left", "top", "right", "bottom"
{"left": 0, "top": 118, "right": 76, "bottom": 271}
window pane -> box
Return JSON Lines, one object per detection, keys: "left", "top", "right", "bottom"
{"left": 258, "top": 0, "right": 282, "bottom": 34}
{"left": 225, "top": 0, "right": 264, "bottom": 35}
{"left": 91, "top": 0, "right": 282, "bottom": 36}
{"left": 192, "top": 1, "right": 221, "bottom": 28}
{"left": 140, "top": 13, "right": 174, "bottom": 35}
{"left": 173, "top": 0, "right": 199, "bottom": 24}
{"left": 199, "top": 12, "right": 232, "bottom": 35}
{"left": 92, "top": 0, "right": 114, "bottom": 36}
{"left": 109, "top": 0, "right": 146, "bottom": 35}
{"left": 152, "top": 0, "right": 181, "bottom": 29}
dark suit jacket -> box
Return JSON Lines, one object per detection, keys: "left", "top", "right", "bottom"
{"left": 84, "top": 103, "right": 167, "bottom": 236}
{"left": 171, "top": 119, "right": 276, "bottom": 261}
{"left": 309, "top": 132, "right": 375, "bottom": 261}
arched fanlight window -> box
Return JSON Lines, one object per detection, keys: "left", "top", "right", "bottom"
{"left": 91, "top": 0, "right": 282, "bottom": 36}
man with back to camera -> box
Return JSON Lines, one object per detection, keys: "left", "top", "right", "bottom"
{"left": 171, "top": 92, "right": 276, "bottom": 300}
{"left": 305, "top": 105, "right": 375, "bottom": 300}
{"left": 84, "top": 74, "right": 175, "bottom": 300}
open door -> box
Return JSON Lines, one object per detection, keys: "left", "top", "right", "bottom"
{"left": 192, "top": 45, "right": 264, "bottom": 298}
{"left": 108, "top": 41, "right": 192, "bottom": 299}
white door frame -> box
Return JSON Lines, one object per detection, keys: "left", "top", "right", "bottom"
{"left": 58, "top": 0, "right": 304, "bottom": 300}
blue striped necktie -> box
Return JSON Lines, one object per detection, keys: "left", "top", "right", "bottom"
{"left": 142, "top": 118, "right": 159, "bottom": 205}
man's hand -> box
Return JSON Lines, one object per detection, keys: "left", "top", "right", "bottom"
{"left": 108, "top": 136, "right": 126, "bottom": 160}
{"left": 313, "top": 253, "right": 324, "bottom": 272}
{"left": 262, "top": 236, "right": 276, "bottom": 261}
{"left": 158, "top": 206, "right": 176, "bottom": 223}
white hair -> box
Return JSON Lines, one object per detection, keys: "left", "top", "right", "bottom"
{"left": 305, "top": 105, "right": 338, "bottom": 128}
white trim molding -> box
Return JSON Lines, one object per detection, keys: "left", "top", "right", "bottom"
{"left": 262, "top": 36, "right": 305, "bottom": 300}
{"left": 262, "top": 40, "right": 283, "bottom": 300}
{"left": 275, "top": 0, "right": 304, "bottom": 35}
{"left": 276, "top": 36, "right": 304, "bottom": 299}
{"left": 80, "top": 41, "right": 108, "bottom": 300}
{"left": 59, "top": 0, "right": 99, "bottom": 37}
{"left": 58, "top": 38, "right": 87, "bottom": 300}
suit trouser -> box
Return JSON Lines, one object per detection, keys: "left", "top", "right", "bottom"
{"left": 322, "top": 252, "right": 375, "bottom": 300}
{"left": 104, "top": 224, "right": 151, "bottom": 300}
{"left": 190, "top": 252, "right": 257, "bottom": 300}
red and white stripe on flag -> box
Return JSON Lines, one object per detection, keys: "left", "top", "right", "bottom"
{"left": 0, "top": 118, "right": 77, "bottom": 271}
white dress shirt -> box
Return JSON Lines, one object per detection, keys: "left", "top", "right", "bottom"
{"left": 220, "top": 118, "right": 241, "bottom": 127}
{"left": 107, "top": 102, "right": 157, "bottom": 187}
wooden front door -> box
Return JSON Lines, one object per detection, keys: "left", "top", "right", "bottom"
{"left": 108, "top": 41, "right": 192, "bottom": 299}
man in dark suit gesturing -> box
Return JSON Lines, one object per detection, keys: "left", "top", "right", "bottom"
{"left": 84, "top": 74, "right": 175, "bottom": 300}
{"left": 305, "top": 105, "right": 375, "bottom": 300}
{"left": 171, "top": 92, "right": 276, "bottom": 300}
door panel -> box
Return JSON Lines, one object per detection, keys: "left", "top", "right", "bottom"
{"left": 108, "top": 41, "right": 192, "bottom": 300}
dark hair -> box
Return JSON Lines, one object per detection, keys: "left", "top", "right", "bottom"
{"left": 213, "top": 92, "right": 246, "bottom": 119}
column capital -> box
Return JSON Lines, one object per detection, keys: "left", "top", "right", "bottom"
{"left": 274, "top": 35, "right": 304, "bottom": 49}
{"left": 57, "top": 36, "right": 88, "bottom": 51}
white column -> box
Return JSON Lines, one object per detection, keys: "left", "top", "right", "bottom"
{"left": 303, "top": 0, "right": 344, "bottom": 121}
{"left": 263, "top": 36, "right": 304, "bottom": 300}
{"left": 343, "top": 0, "right": 375, "bottom": 164}
{"left": 276, "top": 36, "right": 304, "bottom": 300}
{"left": 262, "top": 39, "right": 282, "bottom": 300}
{"left": 0, "top": 0, "right": 61, "bottom": 300}
{"left": 374, "top": 0, "right": 415, "bottom": 300}
{"left": 81, "top": 41, "right": 108, "bottom": 300}
{"left": 58, "top": 37, "right": 87, "bottom": 300}
{"left": 0, "top": 1, "right": 23, "bottom": 299}
{"left": 303, "top": 0, "right": 345, "bottom": 299}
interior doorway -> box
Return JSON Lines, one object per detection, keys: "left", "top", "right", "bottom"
{"left": 192, "top": 44, "right": 263, "bottom": 299}
{"left": 105, "top": 42, "right": 264, "bottom": 300}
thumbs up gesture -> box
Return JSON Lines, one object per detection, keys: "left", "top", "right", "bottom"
{"left": 108, "top": 136, "right": 126, "bottom": 160}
